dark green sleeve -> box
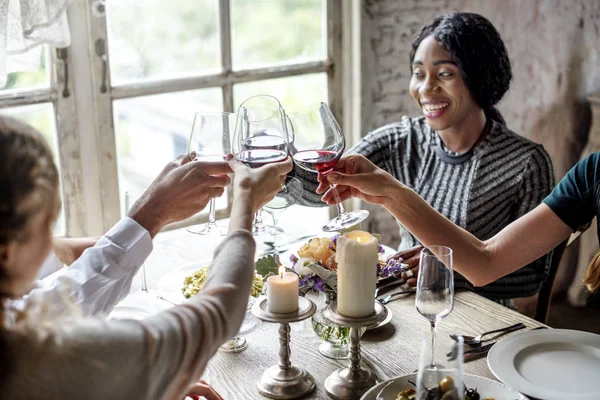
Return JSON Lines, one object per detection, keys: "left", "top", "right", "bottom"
{"left": 542, "top": 152, "right": 600, "bottom": 231}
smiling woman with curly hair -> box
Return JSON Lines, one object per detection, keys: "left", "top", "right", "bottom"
{"left": 301, "top": 12, "right": 555, "bottom": 308}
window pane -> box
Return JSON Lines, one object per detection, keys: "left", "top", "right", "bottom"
{"left": 114, "top": 88, "right": 224, "bottom": 213}
{"left": 0, "top": 104, "right": 66, "bottom": 235}
{"left": 1, "top": 47, "right": 50, "bottom": 92}
{"left": 107, "top": 0, "right": 221, "bottom": 86}
{"left": 234, "top": 73, "right": 327, "bottom": 111}
{"left": 231, "top": 0, "right": 326, "bottom": 70}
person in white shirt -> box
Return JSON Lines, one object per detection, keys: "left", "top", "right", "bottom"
{"left": 0, "top": 115, "right": 293, "bottom": 399}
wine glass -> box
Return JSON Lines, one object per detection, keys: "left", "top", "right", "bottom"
{"left": 262, "top": 176, "right": 304, "bottom": 252}
{"left": 234, "top": 95, "right": 292, "bottom": 236}
{"left": 218, "top": 296, "right": 261, "bottom": 353}
{"left": 186, "top": 111, "right": 238, "bottom": 235}
{"left": 288, "top": 102, "right": 369, "bottom": 232}
{"left": 415, "top": 246, "right": 454, "bottom": 369}
{"left": 416, "top": 336, "right": 464, "bottom": 400}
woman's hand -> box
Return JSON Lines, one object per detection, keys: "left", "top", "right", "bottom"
{"left": 316, "top": 154, "right": 402, "bottom": 207}
{"left": 184, "top": 379, "right": 224, "bottom": 400}
{"left": 391, "top": 245, "right": 423, "bottom": 287}
{"left": 228, "top": 157, "right": 293, "bottom": 213}
{"left": 129, "top": 152, "right": 232, "bottom": 237}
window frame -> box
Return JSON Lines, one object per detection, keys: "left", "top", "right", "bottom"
{"left": 0, "top": 48, "right": 87, "bottom": 237}
{"left": 0, "top": 0, "right": 346, "bottom": 237}
{"left": 85, "top": 0, "right": 344, "bottom": 233}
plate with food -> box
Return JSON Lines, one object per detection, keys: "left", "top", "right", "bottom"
{"left": 158, "top": 261, "right": 265, "bottom": 305}
{"left": 361, "top": 373, "right": 528, "bottom": 400}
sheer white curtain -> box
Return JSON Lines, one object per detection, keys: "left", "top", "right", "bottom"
{"left": 1, "top": 0, "right": 72, "bottom": 87}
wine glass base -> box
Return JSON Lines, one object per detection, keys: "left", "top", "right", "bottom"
{"left": 218, "top": 336, "right": 248, "bottom": 353}
{"left": 322, "top": 210, "right": 370, "bottom": 232}
{"left": 253, "top": 224, "right": 284, "bottom": 236}
{"left": 187, "top": 223, "right": 228, "bottom": 236}
{"left": 318, "top": 342, "right": 349, "bottom": 360}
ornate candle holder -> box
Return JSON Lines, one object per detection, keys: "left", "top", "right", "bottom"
{"left": 252, "top": 296, "right": 317, "bottom": 399}
{"left": 323, "top": 301, "right": 387, "bottom": 399}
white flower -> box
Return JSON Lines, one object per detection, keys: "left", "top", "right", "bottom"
{"left": 294, "top": 257, "right": 316, "bottom": 276}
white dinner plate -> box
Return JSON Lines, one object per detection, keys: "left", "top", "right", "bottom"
{"left": 488, "top": 329, "right": 600, "bottom": 400}
{"left": 158, "top": 261, "right": 212, "bottom": 305}
{"left": 360, "top": 373, "right": 528, "bottom": 399}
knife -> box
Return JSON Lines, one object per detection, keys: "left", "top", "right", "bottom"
{"left": 446, "top": 341, "right": 496, "bottom": 362}
{"left": 463, "top": 342, "right": 496, "bottom": 362}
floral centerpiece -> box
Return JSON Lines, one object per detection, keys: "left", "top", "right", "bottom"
{"left": 289, "top": 234, "right": 405, "bottom": 295}
{"left": 256, "top": 234, "right": 405, "bottom": 359}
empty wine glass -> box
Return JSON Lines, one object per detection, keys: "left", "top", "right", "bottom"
{"left": 288, "top": 102, "right": 369, "bottom": 232}
{"left": 415, "top": 246, "right": 454, "bottom": 369}
{"left": 218, "top": 296, "right": 261, "bottom": 353}
{"left": 416, "top": 336, "right": 464, "bottom": 400}
{"left": 234, "top": 95, "right": 292, "bottom": 236}
{"left": 186, "top": 111, "right": 238, "bottom": 235}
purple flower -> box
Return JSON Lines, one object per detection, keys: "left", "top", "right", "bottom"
{"left": 378, "top": 244, "right": 384, "bottom": 254}
{"left": 380, "top": 258, "right": 407, "bottom": 278}
{"left": 331, "top": 234, "right": 339, "bottom": 245}
{"left": 313, "top": 277, "right": 326, "bottom": 293}
{"left": 299, "top": 275, "right": 311, "bottom": 287}
{"left": 289, "top": 254, "right": 298, "bottom": 266}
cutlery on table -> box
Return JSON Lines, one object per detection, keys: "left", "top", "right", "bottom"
{"left": 377, "top": 288, "right": 416, "bottom": 305}
{"left": 374, "top": 278, "right": 407, "bottom": 298}
{"left": 449, "top": 322, "right": 525, "bottom": 345}
{"left": 446, "top": 341, "right": 496, "bottom": 362}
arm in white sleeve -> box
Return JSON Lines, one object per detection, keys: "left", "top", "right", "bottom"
{"left": 23, "top": 217, "right": 152, "bottom": 316}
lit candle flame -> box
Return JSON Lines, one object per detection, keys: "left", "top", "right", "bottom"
{"left": 356, "top": 236, "right": 362, "bottom": 243}
{"left": 278, "top": 265, "right": 286, "bottom": 279}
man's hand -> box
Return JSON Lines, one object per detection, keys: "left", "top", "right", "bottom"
{"left": 129, "top": 153, "right": 232, "bottom": 237}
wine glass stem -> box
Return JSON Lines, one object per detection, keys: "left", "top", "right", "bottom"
{"left": 141, "top": 264, "right": 148, "bottom": 292}
{"left": 329, "top": 184, "right": 347, "bottom": 215}
{"left": 430, "top": 320, "right": 437, "bottom": 367}
{"left": 254, "top": 209, "right": 265, "bottom": 230}
{"left": 207, "top": 198, "right": 217, "bottom": 227}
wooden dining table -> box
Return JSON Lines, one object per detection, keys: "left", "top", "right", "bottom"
{"left": 135, "top": 225, "right": 547, "bottom": 399}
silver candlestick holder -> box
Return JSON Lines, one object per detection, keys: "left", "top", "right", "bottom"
{"left": 252, "top": 296, "right": 317, "bottom": 399}
{"left": 323, "top": 301, "right": 387, "bottom": 399}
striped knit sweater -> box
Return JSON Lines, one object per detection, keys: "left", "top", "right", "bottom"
{"left": 298, "top": 116, "right": 556, "bottom": 301}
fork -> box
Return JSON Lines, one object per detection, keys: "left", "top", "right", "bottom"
{"left": 449, "top": 322, "right": 525, "bottom": 345}
{"left": 377, "top": 288, "right": 416, "bottom": 305}
{"left": 374, "top": 278, "right": 407, "bottom": 298}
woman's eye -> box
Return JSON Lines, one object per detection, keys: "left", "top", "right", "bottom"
{"left": 412, "top": 71, "right": 424, "bottom": 78}
{"left": 439, "top": 71, "right": 453, "bottom": 77}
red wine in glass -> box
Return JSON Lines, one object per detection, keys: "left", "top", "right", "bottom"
{"left": 236, "top": 149, "right": 287, "bottom": 168}
{"left": 292, "top": 150, "right": 341, "bottom": 174}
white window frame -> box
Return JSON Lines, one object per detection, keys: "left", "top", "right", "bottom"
{"left": 1, "top": 0, "right": 351, "bottom": 237}
{"left": 0, "top": 48, "right": 87, "bottom": 237}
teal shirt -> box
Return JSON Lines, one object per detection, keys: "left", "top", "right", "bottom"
{"left": 543, "top": 152, "right": 600, "bottom": 242}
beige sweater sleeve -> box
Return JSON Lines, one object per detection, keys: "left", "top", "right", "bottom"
{"left": 4, "top": 230, "right": 256, "bottom": 400}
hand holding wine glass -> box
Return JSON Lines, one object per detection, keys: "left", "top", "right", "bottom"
{"left": 234, "top": 95, "right": 294, "bottom": 235}
{"left": 289, "top": 102, "right": 369, "bottom": 232}
{"left": 415, "top": 246, "right": 454, "bottom": 369}
{"left": 186, "top": 111, "right": 238, "bottom": 235}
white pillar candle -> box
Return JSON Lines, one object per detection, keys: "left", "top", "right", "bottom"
{"left": 266, "top": 266, "right": 299, "bottom": 314}
{"left": 336, "top": 230, "right": 379, "bottom": 317}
